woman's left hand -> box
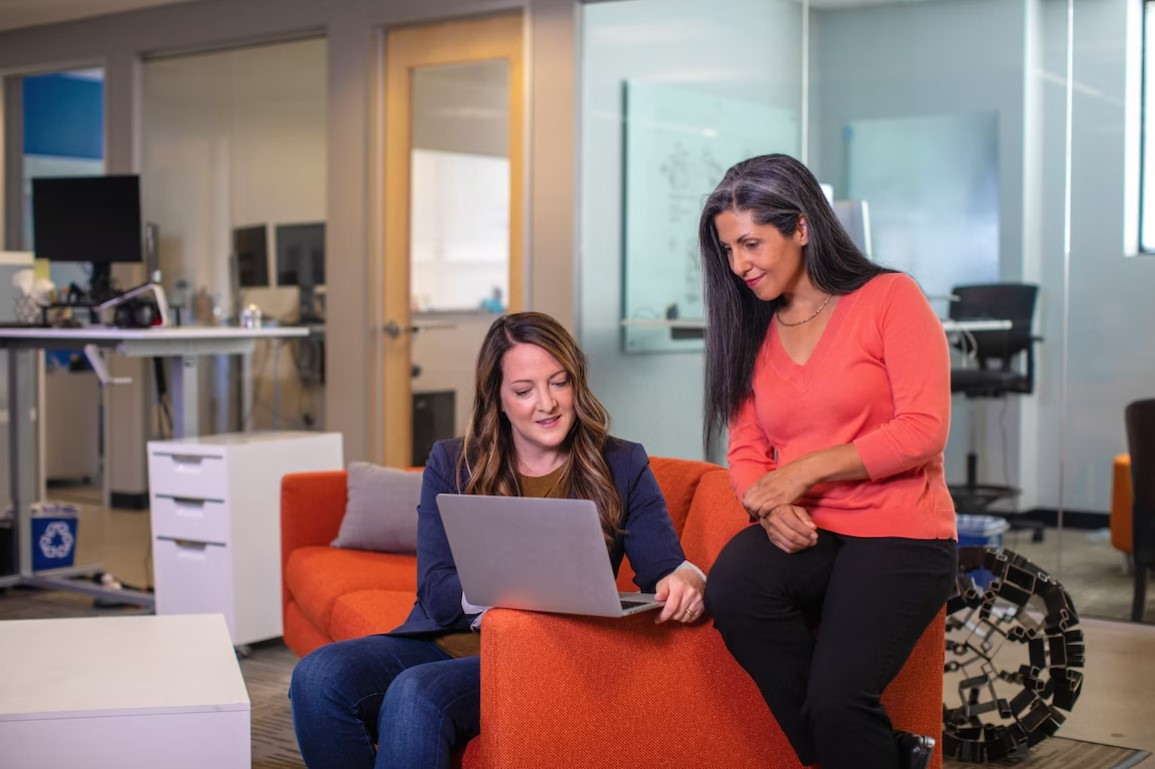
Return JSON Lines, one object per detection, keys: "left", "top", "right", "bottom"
{"left": 742, "top": 462, "right": 813, "bottom": 519}
{"left": 654, "top": 567, "right": 706, "bottom": 624}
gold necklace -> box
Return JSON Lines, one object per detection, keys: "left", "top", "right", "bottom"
{"left": 776, "top": 293, "right": 832, "bottom": 327}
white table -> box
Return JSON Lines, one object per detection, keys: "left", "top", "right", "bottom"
{"left": 0, "top": 614, "right": 251, "bottom": 769}
{"left": 941, "top": 318, "right": 1012, "bottom": 333}
{"left": 0, "top": 325, "right": 308, "bottom": 605}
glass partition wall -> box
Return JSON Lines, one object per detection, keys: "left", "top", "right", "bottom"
{"left": 581, "top": 0, "right": 1147, "bottom": 626}
{"left": 141, "top": 37, "right": 327, "bottom": 435}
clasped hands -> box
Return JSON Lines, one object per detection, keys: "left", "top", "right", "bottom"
{"left": 743, "top": 464, "right": 818, "bottom": 554}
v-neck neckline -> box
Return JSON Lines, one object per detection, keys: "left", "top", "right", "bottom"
{"left": 767, "top": 290, "right": 853, "bottom": 387}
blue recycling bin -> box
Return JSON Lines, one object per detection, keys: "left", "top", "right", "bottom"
{"left": 957, "top": 514, "right": 1009, "bottom": 589}
{"left": 31, "top": 506, "right": 79, "bottom": 571}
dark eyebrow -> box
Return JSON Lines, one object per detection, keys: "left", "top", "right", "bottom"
{"left": 508, "top": 369, "right": 567, "bottom": 386}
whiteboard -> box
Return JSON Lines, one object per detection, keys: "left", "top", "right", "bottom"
{"left": 622, "top": 81, "right": 798, "bottom": 352}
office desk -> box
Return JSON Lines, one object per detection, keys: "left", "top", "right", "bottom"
{"left": 942, "top": 319, "right": 1012, "bottom": 333}
{"left": 0, "top": 325, "right": 308, "bottom": 605}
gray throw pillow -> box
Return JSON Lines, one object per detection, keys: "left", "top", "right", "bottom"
{"left": 331, "top": 462, "right": 424, "bottom": 554}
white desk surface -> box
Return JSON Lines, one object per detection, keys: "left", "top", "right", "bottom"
{"left": 0, "top": 325, "right": 308, "bottom": 342}
{"left": 0, "top": 614, "right": 249, "bottom": 721}
{"left": 941, "top": 319, "right": 1012, "bottom": 333}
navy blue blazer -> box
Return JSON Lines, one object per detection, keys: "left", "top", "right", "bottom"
{"left": 390, "top": 436, "right": 686, "bottom": 636}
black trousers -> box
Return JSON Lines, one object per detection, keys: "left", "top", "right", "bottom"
{"left": 705, "top": 525, "right": 956, "bottom": 769}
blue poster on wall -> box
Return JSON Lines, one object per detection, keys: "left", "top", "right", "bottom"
{"left": 621, "top": 81, "right": 798, "bottom": 353}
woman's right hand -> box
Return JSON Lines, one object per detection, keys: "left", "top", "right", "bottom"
{"left": 759, "top": 504, "right": 818, "bottom": 553}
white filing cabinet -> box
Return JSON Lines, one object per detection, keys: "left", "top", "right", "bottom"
{"left": 148, "top": 431, "right": 342, "bottom": 646}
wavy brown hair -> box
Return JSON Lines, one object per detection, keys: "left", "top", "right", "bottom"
{"left": 457, "top": 312, "right": 623, "bottom": 543}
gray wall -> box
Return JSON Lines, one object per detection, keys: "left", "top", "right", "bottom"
{"left": 812, "top": 0, "right": 1152, "bottom": 514}
{"left": 577, "top": 0, "right": 1148, "bottom": 514}
{"left": 810, "top": 0, "right": 1040, "bottom": 507}
{"left": 1039, "top": 0, "right": 1155, "bottom": 513}
{"left": 0, "top": 0, "right": 579, "bottom": 464}
{"left": 577, "top": 0, "right": 804, "bottom": 460}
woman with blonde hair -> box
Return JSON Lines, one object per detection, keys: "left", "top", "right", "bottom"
{"left": 290, "top": 311, "right": 705, "bottom": 769}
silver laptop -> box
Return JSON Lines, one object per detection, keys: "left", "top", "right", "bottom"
{"left": 436, "top": 493, "right": 664, "bottom": 617}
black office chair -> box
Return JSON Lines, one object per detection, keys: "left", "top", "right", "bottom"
{"left": 1124, "top": 398, "right": 1155, "bottom": 623}
{"left": 947, "top": 283, "right": 1045, "bottom": 540}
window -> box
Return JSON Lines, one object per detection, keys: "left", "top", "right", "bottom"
{"left": 1141, "top": 1, "right": 1155, "bottom": 250}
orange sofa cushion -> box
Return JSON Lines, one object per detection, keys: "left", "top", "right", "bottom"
{"left": 284, "top": 600, "right": 339, "bottom": 658}
{"left": 647, "top": 456, "right": 718, "bottom": 536}
{"left": 615, "top": 458, "right": 720, "bottom": 591}
{"left": 330, "top": 589, "right": 421, "bottom": 641}
{"left": 285, "top": 546, "right": 417, "bottom": 633}
{"left": 680, "top": 468, "right": 753, "bottom": 569}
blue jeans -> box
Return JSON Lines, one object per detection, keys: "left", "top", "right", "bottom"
{"left": 289, "top": 635, "right": 481, "bottom": 769}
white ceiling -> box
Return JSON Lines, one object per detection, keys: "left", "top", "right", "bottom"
{"left": 0, "top": 0, "right": 202, "bottom": 33}
{"left": 0, "top": 0, "right": 936, "bottom": 35}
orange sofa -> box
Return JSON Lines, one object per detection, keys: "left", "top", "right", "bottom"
{"left": 281, "top": 457, "right": 946, "bottom": 769}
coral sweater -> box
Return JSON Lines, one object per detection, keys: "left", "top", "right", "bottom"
{"left": 728, "top": 272, "right": 957, "bottom": 541}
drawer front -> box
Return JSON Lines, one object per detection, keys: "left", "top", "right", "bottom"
{"left": 151, "top": 495, "right": 230, "bottom": 544}
{"left": 149, "top": 452, "right": 227, "bottom": 499}
{"left": 153, "top": 538, "right": 235, "bottom": 638}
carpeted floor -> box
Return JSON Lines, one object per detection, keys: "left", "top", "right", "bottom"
{"left": 943, "top": 738, "right": 1150, "bottom": 769}
{"left": 0, "top": 586, "right": 1149, "bottom": 769}
{"left": 243, "top": 640, "right": 307, "bottom": 769}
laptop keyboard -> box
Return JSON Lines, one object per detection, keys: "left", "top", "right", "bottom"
{"left": 620, "top": 599, "right": 649, "bottom": 610}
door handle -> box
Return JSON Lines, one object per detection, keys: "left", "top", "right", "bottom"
{"left": 383, "top": 320, "right": 416, "bottom": 339}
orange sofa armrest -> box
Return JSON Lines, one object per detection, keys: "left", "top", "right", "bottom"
{"left": 475, "top": 607, "right": 946, "bottom": 769}
{"left": 882, "top": 607, "right": 946, "bottom": 769}
{"left": 476, "top": 609, "right": 802, "bottom": 769}
{"left": 281, "top": 471, "right": 349, "bottom": 597}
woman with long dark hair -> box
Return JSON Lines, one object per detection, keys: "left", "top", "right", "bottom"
{"left": 290, "top": 311, "right": 705, "bottom": 769}
{"left": 699, "top": 154, "right": 957, "bottom": 769}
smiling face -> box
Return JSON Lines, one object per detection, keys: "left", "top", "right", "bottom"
{"left": 714, "top": 208, "right": 809, "bottom": 302}
{"left": 499, "top": 342, "right": 576, "bottom": 464}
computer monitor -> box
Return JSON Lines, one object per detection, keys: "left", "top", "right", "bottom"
{"left": 832, "top": 199, "right": 873, "bottom": 259}
{"left": 275, "top": 222, "right": 324, "bottom": 288}
{"left": 275, "top": 222, "right": 325, "bottom": 322}
{"left": 233, "top": 224, "right": 270, "bottom": 288}
{"left": 31, "top": 175, "right": 143, "bottom": 300}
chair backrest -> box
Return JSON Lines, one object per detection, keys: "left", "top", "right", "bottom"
{"left": 1125, "top": 398, "right": 1155, "bottom": 564}
{"left": 949, "top": 283, "right": 1039, "bottom": 369}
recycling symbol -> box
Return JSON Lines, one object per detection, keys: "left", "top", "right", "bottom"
{"left": 39, "top": 521, "right": 75, "bottom": 559}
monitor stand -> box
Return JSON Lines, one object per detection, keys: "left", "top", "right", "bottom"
{"left": 88, "top": 263, "right": 116, "bottom": 303}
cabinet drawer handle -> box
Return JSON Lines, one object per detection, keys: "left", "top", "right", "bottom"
{"left": 172, "top": 497, "right": 207, "bottom": 511}
{"left": 165, "top": 454, "right": 220, "bottom": 474}
{"left": 173, "top": 539, "right": 208, "bottom": 552}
